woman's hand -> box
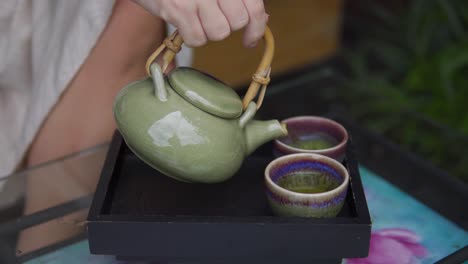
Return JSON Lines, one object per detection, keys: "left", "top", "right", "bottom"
{"left": 133, "top": 0, "right": 268, "bottom": 48}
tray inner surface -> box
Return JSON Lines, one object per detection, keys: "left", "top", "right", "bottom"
{"left": 102, "top": 146, "right": 358, "bottom": 218}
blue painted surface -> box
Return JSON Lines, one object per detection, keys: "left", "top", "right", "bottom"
{"left": 347, "top": 167, "right": 468, "bottom": 264}
{"left": 26, "top": 166, "right": 468, "bottom": 264}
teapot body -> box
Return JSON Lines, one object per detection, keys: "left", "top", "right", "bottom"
{"left": 114, "top": 78, "right": 248, "bottom": 183}
{"left": 113, "top": 26, "right": 287, "bottom": 183}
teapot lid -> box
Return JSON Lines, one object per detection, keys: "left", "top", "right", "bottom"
{"left": 168, "top": 67, "right": 243, "bottom": 119}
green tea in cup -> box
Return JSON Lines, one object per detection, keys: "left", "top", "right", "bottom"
{"left": 274, "top": 116, "right": 348, "bottom": 162}
{"left": 289, "top": 132, "right": 339, "bottom": 150}
{"left": 277, "top": 170, "right": 341, "bottom": 194}
{"left": 265, "top": 153, "right": 349, "bottom": 218}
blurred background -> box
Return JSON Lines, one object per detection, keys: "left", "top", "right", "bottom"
{"left": 339, "top": 0, "right": 467, "bottom": 184}
{"left": 193, "top": 0, "right": 341, "bottom": 87}
{"left": 192, "top": 0, "right": 467, "bottom": 183}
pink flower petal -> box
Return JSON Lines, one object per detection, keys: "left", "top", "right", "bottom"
{"left": 346, "top": 229, "right": 429, "bottom": 264}
{"left": 398, "top": 240, "right": 428, "bottom": 258}
{"left": 375, "top": 228, "right": 428, "bottom": 258}
{"left": 346, "top": 257, "right": 369, "bottom": 264}
{"left": 348, "top": 233, "right": 415, "bottom": 264}
{"left": 376, "top": 228, "right": 422, "bottom": 244}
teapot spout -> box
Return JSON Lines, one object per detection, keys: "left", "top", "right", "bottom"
{"left": 244, "top": 120, "right": 288, "bottom": 155}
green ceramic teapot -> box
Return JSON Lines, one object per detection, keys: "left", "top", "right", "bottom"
{"left": 113, "top": 26, "right": 287, "bottom": 183}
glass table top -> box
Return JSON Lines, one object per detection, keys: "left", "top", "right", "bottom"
{"left": 0, "top": 144, "right": 109, "bottom": 262}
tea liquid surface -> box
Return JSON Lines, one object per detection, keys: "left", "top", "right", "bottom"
{"left": 277, "top": 171, "right": 340, "bottom": 194}
{"left": 288, "top": 132, "right": 338, "bottom": 150}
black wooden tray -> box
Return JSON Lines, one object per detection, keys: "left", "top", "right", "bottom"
{"left": 87, "top": 128, "right": 371, "bottom": 264}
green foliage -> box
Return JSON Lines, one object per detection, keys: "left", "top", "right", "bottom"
{"left": 340, "top": 0, "right": 468, "bottom": 181}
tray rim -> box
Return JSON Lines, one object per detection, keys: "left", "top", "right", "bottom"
{"left": 87, "top": 128, "right": 371, "bottom": 226}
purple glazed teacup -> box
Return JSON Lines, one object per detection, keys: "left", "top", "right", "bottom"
{"left": 274, "top": 116, "right": 348, "bottom": 162}
{"left": 265, "top": 153, "right": 349, "bottom": 218}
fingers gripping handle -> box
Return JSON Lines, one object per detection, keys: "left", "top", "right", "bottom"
{"left": 145, "top": 26, "right": 275, "bottom": 110}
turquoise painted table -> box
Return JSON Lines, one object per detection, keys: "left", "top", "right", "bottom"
{"left": 19, "top": 164, "right": 467, "bottom": 264}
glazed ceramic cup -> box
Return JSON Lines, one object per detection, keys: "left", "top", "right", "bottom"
{"left": 274, "top": 116, "right": 348, "bottom": 162}
{"left": 265, "top": 153, "right": 349, "bottom": 218}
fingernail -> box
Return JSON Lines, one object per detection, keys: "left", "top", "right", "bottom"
{"left": 248, "top": 41, "right": 258, "bottom": 48}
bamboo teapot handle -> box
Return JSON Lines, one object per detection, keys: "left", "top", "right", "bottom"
{"left": 145, "top": 26, "right": 275, "bottom": 110}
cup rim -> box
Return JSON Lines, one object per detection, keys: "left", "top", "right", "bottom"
{"left": 275, "top": 116, "right": 348, "bottom": 154}
{"left": 265, "top": 153, "right": 349, "bottom": 198}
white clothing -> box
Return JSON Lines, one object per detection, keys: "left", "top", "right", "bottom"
{"left": 0, "top": 0, "right": 192, "bottom": 182}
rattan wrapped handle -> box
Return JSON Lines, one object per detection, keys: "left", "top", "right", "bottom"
{"left": 145, "top": 26, "right": 275, "bottom": 110}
